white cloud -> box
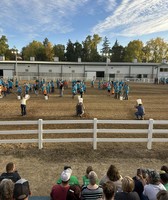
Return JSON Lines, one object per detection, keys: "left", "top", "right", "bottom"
{"left": 0, "top": 0, "right": 89, "bottom": 36}
{"left": 92, "top": 0, "right": 168, "bottom": 37}
{"left": 0, "top": 0, "right": 168, "bottom": 47}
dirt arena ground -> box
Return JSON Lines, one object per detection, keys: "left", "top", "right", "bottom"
{"left": 0, "top": 82, "right": 168, "bottom": 196}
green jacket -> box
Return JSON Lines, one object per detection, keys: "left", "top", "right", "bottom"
{"left": 57, "top": 175, "right": 79, "bottom": 185}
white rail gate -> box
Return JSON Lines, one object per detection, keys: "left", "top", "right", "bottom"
{"left": 0, "top": 118, "right": 168, "bottom": 150}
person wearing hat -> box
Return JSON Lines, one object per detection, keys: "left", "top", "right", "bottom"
{"left": 143, "top": 170, "right": 166, "bottom": 200}
{"left": 13, "top": 178, "right": 31, "bottom": 200}
{"left": 134, "top": 99, "right": 145, "bottom": 120}
{"left": 81, "top": 171, "right": 103, "bottom": 200}
{"left": 51, "top": 168, "right": 72, "bottom": 200}
{"left": 57, "top": 166, "right": 79, "bottom": 186}
{"left": 76, "top": 98, "right": 85, "bottom": 118}
{"left": 160, "top": 170, "right": 168, "bottom": 190}
{"left": 161, "top": 165, "right": 168, "bottom": 174}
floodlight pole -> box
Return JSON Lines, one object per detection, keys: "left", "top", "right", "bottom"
{"left": 103, "top": 53, "right": 112, "bottom": 81}
{"left": 12, "top": 49, "right": 18, "bottom": 80}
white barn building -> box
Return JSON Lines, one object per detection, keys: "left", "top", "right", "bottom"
{"left": 0, "top": 60, "right": 167, "bottom": 82}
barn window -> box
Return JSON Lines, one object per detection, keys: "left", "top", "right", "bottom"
{"left": 49, "top": 69, "right": 52, "bottom": 72}
{"left": 160, "top": 68, "right": 168, "bottom": 72}
{"left": 25, "top": 69, "right": 29, "bottom": 72}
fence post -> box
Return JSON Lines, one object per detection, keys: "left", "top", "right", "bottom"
{"left": 38, "top": 119, "right": 43, "bottom": 149}
{"left": 93, "top": 118, "right": 98, "bottom": 150}
{"left": 147, "top": 118, "right": 154, "bottom": 150}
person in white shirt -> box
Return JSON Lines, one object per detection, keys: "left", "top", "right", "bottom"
{"left": 21, "top": 94, "right": 30, "bottom": 116}
{"left": 143, "top": 170, "right": 166, "bottom": 200}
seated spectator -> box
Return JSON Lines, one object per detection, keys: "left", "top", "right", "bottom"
{"left": 161, "top": 166, "right": 168, "bottom": 174}
{"left": 81, "top": 171, "right": 103, "bottom": 200}
{"left": 143, "top": 170, "right": 166, "bottom": 200}
{"left": 51, "top": 168, "right": 71, "bottom": 200}
{"left": 57, "top": 166, "right": 79, "bottom": 186}
{"left": 66, "top": 185, "right": 81, "bottom": 200}
{"left": 157, "top": 190, "right": 168, "bottom": 200}
{"left": 82, "top": 166, "right": 93, "bottom": 186}
{"left": 0, "top": 162, "right": 21, "bottom": 183}
{"left": 114, "top": 176, "right": 140, "bottom": 200}
{"left": 159, "top": 170, "right": 168, "bottom": 190}
{"left": 132, "top": 168, "right": 148, "bottom": 200}
{"left": 102, "top": 181, "right": 116, "bottom": 200}
{"left": 13, "top": 178, "right": 31, "bottom": 200}
{"left": 99, "top": 165, "right": 122, "bottom": 192}
{"left": 0, "top": 179, "right": 14, "bottom": 200}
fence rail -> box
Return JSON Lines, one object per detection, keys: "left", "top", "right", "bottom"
{"left": 0, "top": 118, "right": 168, "bottom": 150}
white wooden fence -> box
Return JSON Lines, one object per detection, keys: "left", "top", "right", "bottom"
{"left": 0, "top": 118, "right": 168, "bottom": 150}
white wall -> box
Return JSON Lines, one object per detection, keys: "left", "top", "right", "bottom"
{"left": 3, "top": 70, "right": 13, "bottom": 79}
{"left": 40, "top": 65, "right": 61, "bottom": 73}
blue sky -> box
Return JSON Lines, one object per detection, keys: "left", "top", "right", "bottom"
{"left": 0, "top": 0, "right": 168, "bottom": 52}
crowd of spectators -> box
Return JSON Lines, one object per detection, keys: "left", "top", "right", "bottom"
{"left": 0, "top": 162, "right": 167, "bottom": 200}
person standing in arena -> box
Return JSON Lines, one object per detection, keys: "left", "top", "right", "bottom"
{"left": 20, "top": 94, "right": 30, "bottom": 116}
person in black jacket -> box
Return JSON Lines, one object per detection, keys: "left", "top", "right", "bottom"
{"left": 114, "top": 176, "right": 140, "bottom": 200}
{"left": 0, "top": 162, "right": 21, "bottom": 183}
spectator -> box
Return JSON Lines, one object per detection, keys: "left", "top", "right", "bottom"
{"left": 143, "top": 170, "right": 166, "bottom": 200}
{"left": 81, "top": 170, "right": 103, "bottom": 200}
{"left": 82, "top": 166, "right": 93, "bottom": 186}
{"left": 132, "top": 168, "right": 148, "bottom": 200}
{"left": 102, "top": 181, "right": 116, "bottom": 200}
{"left": 0, "top": 162, "right": 21, "bottom": 183}
{"left": 161, "top": 166, "right": 168, "bottom": 174}
{"left": 66, "top": 185, "right": 81, "bottom": 200}
{"left": 114, "top": 176, "right": 140, "bottom": 200}
{"left": 99, "top": 165, "right": 122, "bottom": 192}
{"left": 57, "top": 166, "right": 79, "bottom": 186}
{"left": 159, "top": 170, "right": 168, "bottom": 190}
{"left": 51, "top": 168, "right": 71, "bottom": 200}
{"left": 0, "top": 179, "right": 14, "bottom": 200}
{"left": 13, "top": 178, "right": 31, "bottom": 200}
{"left": 157, "top": 190, "right": 168, "bottom": 200}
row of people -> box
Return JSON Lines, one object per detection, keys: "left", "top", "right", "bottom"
{"left": 0, "top": 163, "right": 167, "bottom": 200}
{"left": 51, "top": 165, "right": 168, "bottom": 200}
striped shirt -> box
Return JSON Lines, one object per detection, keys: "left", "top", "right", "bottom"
{"left": 81, "top": 185, "right": 103, "bottom": 200}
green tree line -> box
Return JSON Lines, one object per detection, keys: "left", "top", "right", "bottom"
{"left": 0, "top": 34, "right": 168, "bottom": 63}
